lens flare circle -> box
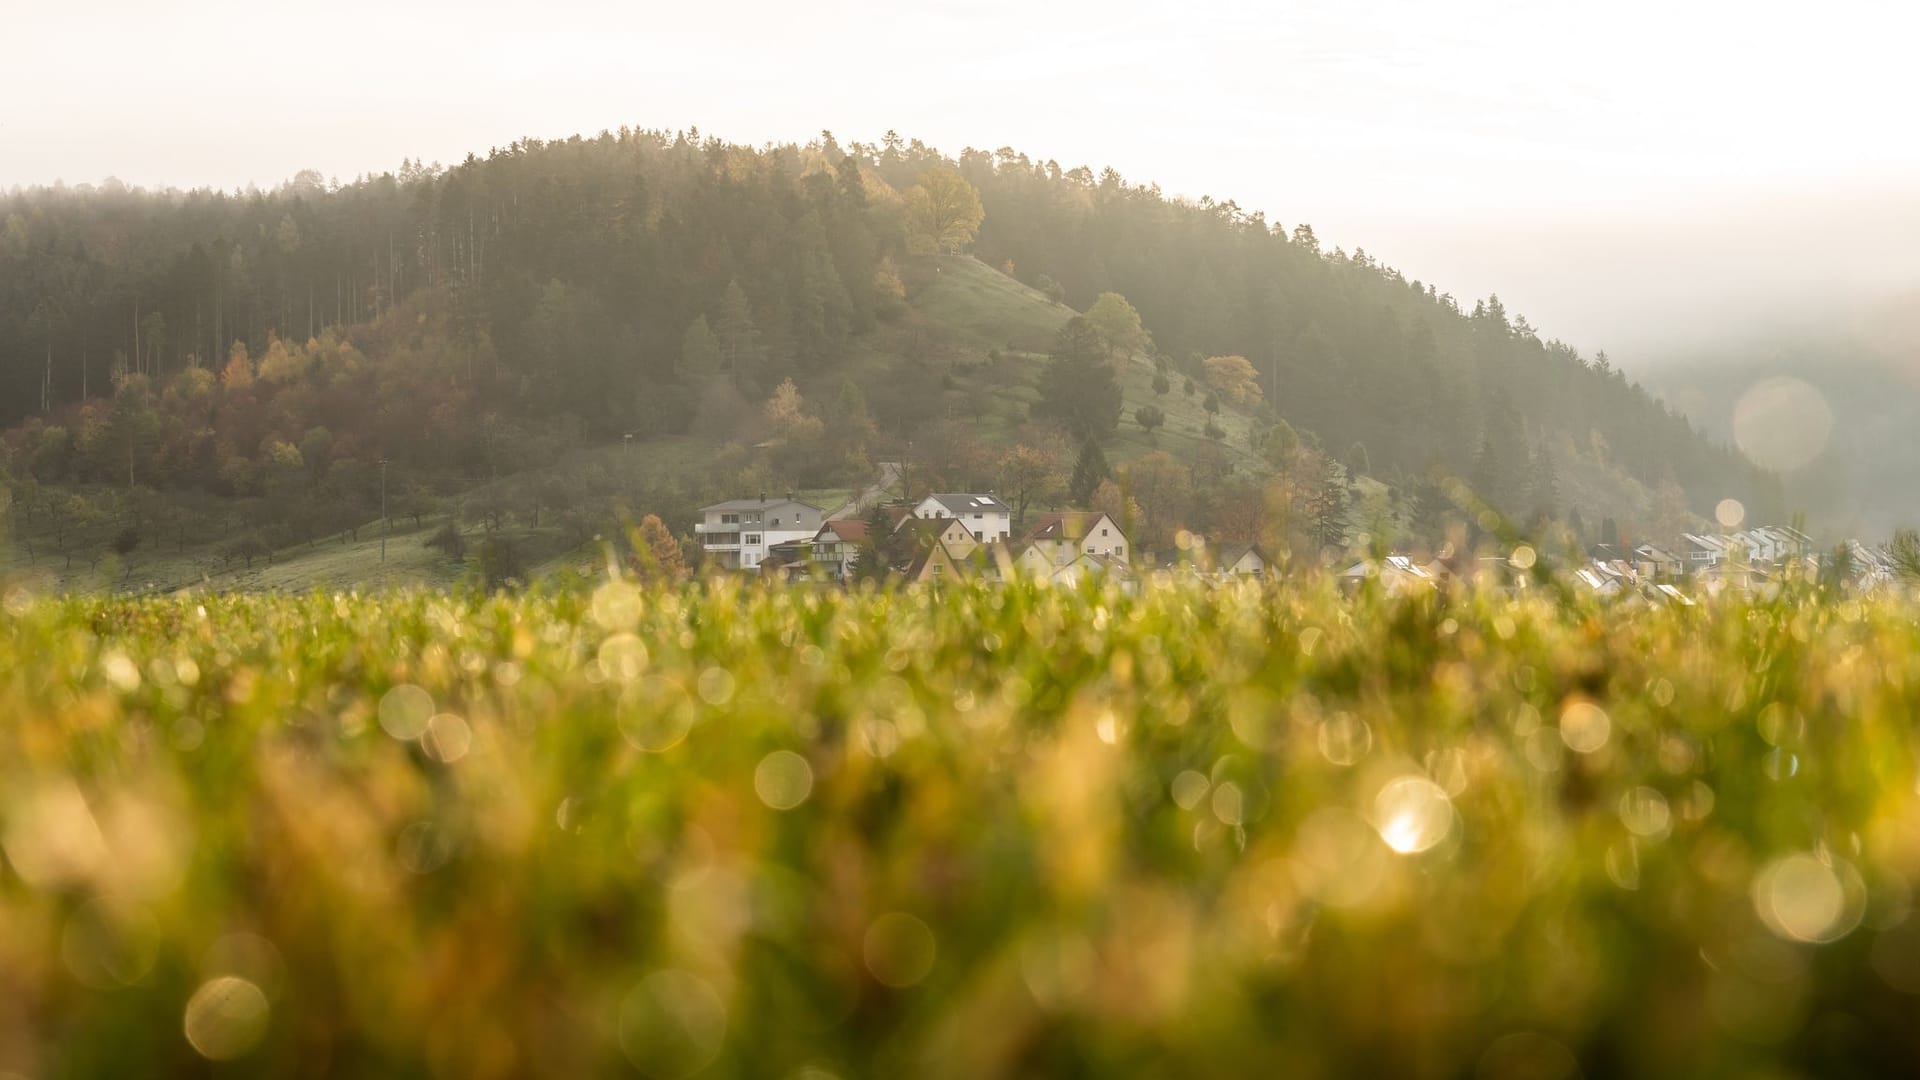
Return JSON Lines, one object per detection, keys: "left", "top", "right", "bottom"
{"left": 1731, "top": 376, "right": 1832, "bottom": 473}
{"left": 1371, "top": 776, "right": 1454, "bottom": 855}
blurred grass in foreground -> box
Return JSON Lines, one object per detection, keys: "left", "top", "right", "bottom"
{"left": 3, "top": 577, "right": 1920, "bottom": 1078}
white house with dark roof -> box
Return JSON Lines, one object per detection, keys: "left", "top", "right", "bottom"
{"left": 694, "top": 495, "right": 823, "bottom": 570}
{"left": 912, "top": 494, "right": 1013, "bottom": 543}
{"left": 1019, "top": 511, "right": 1128, "bottom": 566}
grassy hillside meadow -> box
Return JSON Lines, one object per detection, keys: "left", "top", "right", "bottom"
{"left": 4, "top": 576, "right": 1920, "bottom": 1076}
{"left": 886, "top": 256, "right": 1268, "bottom": 469}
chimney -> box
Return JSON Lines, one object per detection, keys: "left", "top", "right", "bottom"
{"left": 758, "top": 491, "right": 765, "bottom": 502}
{"left": 786, "top": 491, "right": 793, "bottom": 502}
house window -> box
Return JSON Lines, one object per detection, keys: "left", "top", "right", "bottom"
{"left": 744, "top": 534, "right": 762, "bottom": 545}
{"left": 1101, "top": 528, "right": 1109, "bottom": 536}
{"left": 1116, "top": 545, "right": 1124, "bottom": 556}
{"left": 722, "top": 513, "right": 739, "bottom": 525}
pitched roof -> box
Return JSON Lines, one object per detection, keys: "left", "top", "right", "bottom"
{"left": 701, "top": 496, "right": 822, "bottom": 513}
{"left": 898, "top": 517, "right": 969, "bottom": 542}
{"left": 1342, "top": 556, "right": 1437, "bottom": 581}
{"left": 815, "top": 519, "right": 869, "bottom": 543}
{"left": 1023, "top": 511, "right": 1119, "bottom": 544}
{"left": 1216, "top": 544, "right": 1268, "bottom": 569}
{"left": 924, "top": 493, "right": 1011, "bottom": 516}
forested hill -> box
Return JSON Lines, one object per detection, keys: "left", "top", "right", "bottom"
{"left": 1, "top": 128, "right": 1777, "bottom": 567}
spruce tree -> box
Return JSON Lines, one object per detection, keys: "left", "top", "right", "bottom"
{"left": 1069, "top": 438, "right": 1110, "bottom": 506}
{"left": 679, "top": 315, "right": 721, "bottom": 380}
{"left": 1527, "top": 440, "right": 1560, "bottom": 522}
{"left": 714, "top": 280, "right": 762, "bottom": 386}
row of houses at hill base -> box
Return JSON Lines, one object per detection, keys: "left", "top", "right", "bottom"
{"left": 698, "top": 495, "right": 1901, "bottom": 596}
{"left": 697, "top": 493, "right": 1272, "bottom": 586}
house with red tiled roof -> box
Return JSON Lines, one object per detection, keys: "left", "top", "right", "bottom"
{"left": 810, "top": 519, "right": 870, "bottom": 580}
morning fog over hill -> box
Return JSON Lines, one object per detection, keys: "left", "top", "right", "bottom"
{"left": 19, "top": 5, "right": 1920, "bottom": 1078}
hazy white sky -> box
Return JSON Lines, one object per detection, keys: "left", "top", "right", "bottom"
{"left": 7, "top": 0, "right": 1919, "bottom": 353}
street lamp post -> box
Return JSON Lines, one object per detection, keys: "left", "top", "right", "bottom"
{"left": 623, "top": 432, "right": 633, "bottom": 456}
{"left": 378, "top": 459, "right": 389, "bottom": 564}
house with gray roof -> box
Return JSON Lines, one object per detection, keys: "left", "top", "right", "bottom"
{"left": 694, "top": 495, "right": 823, "bottom": 570}
{"left": 911, "top": 493, "right": 1013, "bottom": 543}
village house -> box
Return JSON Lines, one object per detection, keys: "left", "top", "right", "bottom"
{"left": 1020, "top": 511, "right": 1129, "bottom": 567}
{"left": 899, "top": 541, "right": 959, "bottom": 583}
{"left": 911, "top": 494, "right": 1014, "bottom": 543}
{"left": 894, "top": 516, "right": 980, "bottom": 562}
{"left": 758, "top": 538, "right": 818, "bottom": 581}
{"left": 1049, "top": 551, "right": 1134, "bottom": 588}
{"left": 809, "top": 519, "right": 869, "bottom": 580}
{"left": 1680, "top": 533, "right": 1733, "bottom": 568}
{"left": 1338, "top": 555, "right": 1438, "bottom": 596}
{"left": 1633, "top": 544, "right": 1684, "bottom": 580}
{"left": 1571, "top": 560, "right": 1634, "bottom": 598}
{"left": 694, "top": 495, "right": 823, "bottom": 570}
{"left": 1214, "top": 544, "right": 1271, "bottom": 579}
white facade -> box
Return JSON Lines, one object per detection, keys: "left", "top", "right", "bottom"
{"left": 913, "top": 494, "right": 1013, "bottom": 543}
{"left": 695, "top": 497, "right": 823, "bottom": 569}
{"left": 1023, "top": 512, "right": 1128, "bottom": 567}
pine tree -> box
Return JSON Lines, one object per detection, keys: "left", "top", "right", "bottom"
{"left": 1526, "top": 440, "right": 1559, "bottom": 522}
{"left": 1346, "top": 441, "right": 1371, "bottom": 478}
{"left": 1408, "top": 473, "right": 1452, "bottom": 547}
{"left": 714, "top": 280, "right": 762, "bottom": 386}
{"left": 1471, "top": 394, "right": 1527, "bottom": 515}
{"left": 679, "top": 315, "right": 721, "bottom": 380}
{"left": 1305, "top": 455, "right": 1352, "bottom": 552}
{"left": 1069, "top": 438, "right": 1110, "bottom": 506}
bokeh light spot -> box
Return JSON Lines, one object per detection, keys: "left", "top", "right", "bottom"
{"left": 619, "top": 676, "right": 696, "bottom": 753}
{"left": 183, "top": 976, "right": 270, "bottom": 1061}
{"left": 62, "top": 899, "right": 160, "bottom": 988}
{"left": 1170, "top": 770, "right": 1210, "bottom": 810}
{"left": 1318, "top": 713, "right": 1372, "bottom": 766}
{"left": 1372, "top": 776, "right": 1454, "bottom": 854}
{"left": 1754, "top": 853, "right": 1866, "bottom": 944}
{"left": 1715, "top": 498, "right": 1746, "bottom": 529}
{"left": 864, "top": 913, "right": 937, "bottom": 988}
{"left": 1732, "top": 376, "right": 1832, "bottom": 472}
{"left": 1618, "top": 787, "right": 1672, "bottom": 839}
{"left": 618, "top": 970, "right": 727, "bottom": 1078}
{"left": 591, "top": 580, "right": 644, "bottom": 632}
{"left": 754, "top": 751, "right": 814, "bottom": 811}
{"left": 697, "top": 667, "right": 737, "bottom": 706}
{"left": 1559, "top": 701, "right": 1611, "bottom": 754}
{"left": 1475, "top": 1031, "right": 1582, "bottom": 1079}
{"left": 422, "top": 713, "right": 472, "bottom": 763}
{"left": 1212, "top": 781, "right": 1246, "bottom": 826}
{"left": 598, "top": 633, "right": 650, "bottom": 682}
{"left": 378, "top": 684, "right": 434, "bottom": 741}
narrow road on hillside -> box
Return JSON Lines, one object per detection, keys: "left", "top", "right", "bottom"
{"left": 829, "top": 461, "right": 902, "bottom": 521}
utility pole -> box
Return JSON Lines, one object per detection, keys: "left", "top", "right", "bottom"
{"left": 623, "top": 432, "right": 633, "bottom": 458}
{"left": 379, "top": 459, "right": 389, "bottom": 563}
